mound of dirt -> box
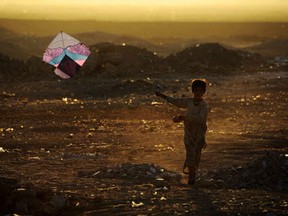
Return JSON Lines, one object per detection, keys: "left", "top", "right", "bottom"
{"left": 245, "top": 39, "right": 288, "bottom": 57}
{"left": 166, "top": 43, "right": 263, "bottom": 74}
{"left": 87, "top": 43, "right": 165, "bottom": 77}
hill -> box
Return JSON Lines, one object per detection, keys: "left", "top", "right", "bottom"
{"left": 0, "top": 27, "right": 187, "bottom": 59}
{"left": 0, "top": 42, "right": 269, "bottom": 82}
{"left": 244, "top": 39, "right": 288, "bottom": 57}
{"left": 1, "top": 21, "right": 288, "bottom": 59}
{"left": 166, "top": 43, "right": 263, "bottom": 74}
{"left": 1, "top": 20, "right": 288, "bottom": 40}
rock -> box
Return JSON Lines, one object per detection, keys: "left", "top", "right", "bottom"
{"left": 40, "top": 194, "right": 70, "bottom": 215}
{"left": 0, "top": 177, "right": 73, "bottom": 215}
{"left": 0, "top": 177, "right": 18, "bottom": 214}
{"left": 15, "top": 200, "right": 29, "bottom": 214}
{"left": 131, "top": 201, "right": 144, "bottom": 208}
{"left": 150, "top": 167, "right": 157, "bottom": 174}
{"left": 41, "top": 202, "right": 57, "bottom": 215}
{"left": 49, "top": 194, "right": 69, "bottom": 209}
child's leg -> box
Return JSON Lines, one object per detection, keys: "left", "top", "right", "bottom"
{"left": 195, "top": 147, "right": 203, "bottom": 169}
{"left": 184, "top": 136, "right": 196, "bottom": 169}
{"left": 188, "top": 166, "right": 196, "bottom": 185}
{"left": 184, "top": 136, "right": 198, "bottom": 184}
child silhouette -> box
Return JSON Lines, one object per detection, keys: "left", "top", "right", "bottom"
{"left": 155, "top": 79, "right": 208, "bottom": 185}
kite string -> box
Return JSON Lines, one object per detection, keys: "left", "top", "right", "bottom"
{"left": 60, "top": 31, "right": 66, "bottom": 55}
{"left": 61, "top": 31, "right": 65, "bottom": 48}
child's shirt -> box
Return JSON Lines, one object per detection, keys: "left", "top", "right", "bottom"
{"left": 166, "top": 96, "right": 208, "bottom": 145}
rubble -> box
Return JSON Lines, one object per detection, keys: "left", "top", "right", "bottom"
{"left": 0, "top": 177, "right": 74, "bottom": 215}
{"left": 78, "top": 163, "right": 182, "bottom": 185}
{"left": 205, "top": 152, "right": 288, "bottom": 191}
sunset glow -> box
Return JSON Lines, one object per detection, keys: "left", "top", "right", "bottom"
{"left": 0, "top": 0, "right": 288, "bottom": 22}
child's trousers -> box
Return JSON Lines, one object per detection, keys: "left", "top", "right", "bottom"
{"left": 183, "top": 135, "right": 205, "bottom": 173}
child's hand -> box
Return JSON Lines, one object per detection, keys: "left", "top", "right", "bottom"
{"left": 155, "top": 91, "right": 162, "bottom": 97}
{"left": 172, "top": 114, "right": 185, "bottom": 123}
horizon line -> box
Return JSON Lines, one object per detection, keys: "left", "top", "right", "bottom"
{"left": 1, "top": 18, "right": 288, "bottom": 23}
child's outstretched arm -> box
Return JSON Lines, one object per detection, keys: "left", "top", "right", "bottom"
{"left": 155, "top": 91, "right": 168, "bottom": 99}
{"left": 155, "top": 91, "right": 188, "bottom": 108}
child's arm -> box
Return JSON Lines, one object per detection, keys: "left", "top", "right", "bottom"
{"left": 155, "top": 91, "right": 168, "bottom": 99}
{"left": 155, "top": 91, "right": 188, "bottom": 108}
{"left": 172, "top": 114, "right": 185, "bottom": 123}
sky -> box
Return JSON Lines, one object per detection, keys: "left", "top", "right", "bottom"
{"left": 0, "top": 0, "right": 288, "bottom": 22}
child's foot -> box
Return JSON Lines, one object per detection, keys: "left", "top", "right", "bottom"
{"left": 188, "top": 178, "right": 195, "bottom": 185}
{"left": 188, "top": 170, "right": 196, "bottom": 185}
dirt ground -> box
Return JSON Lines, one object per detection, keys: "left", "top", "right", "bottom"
{"left": 0, "top": 71, "right": 287, "bottom": 215}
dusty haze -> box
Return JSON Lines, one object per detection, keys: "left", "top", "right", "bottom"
{"left": 1, "top": 19, "right": 288, "bottom": 40}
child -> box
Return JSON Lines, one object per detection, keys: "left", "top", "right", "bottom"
{"left": 155, "top": 79, "right": 208, "bottom": 185}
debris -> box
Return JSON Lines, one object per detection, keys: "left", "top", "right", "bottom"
{"left": 205, "top": 153, "right": 288, "bottom": 191}
{"left": 131, "top": 201, "right": 144, "bottom": 208}
{"left": 0, "top": 177, "right": 69, "bottom": 215}
{"left": 49, "top": 194, "right": 69, "bottom": 209}
{"left": 78, "top": 163, "right": 182, "bottom": 184}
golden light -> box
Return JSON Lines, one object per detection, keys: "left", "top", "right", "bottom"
{"left": 0, "top": 0, "right": 288, "bottom": 21}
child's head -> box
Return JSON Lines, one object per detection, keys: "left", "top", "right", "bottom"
{"left": 191, "top": 79, "right": 207, "bottom": 93}
{"left": 191, "top": 79, "right": 207, "bottom": 98}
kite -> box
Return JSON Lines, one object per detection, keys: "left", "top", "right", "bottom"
{"left": 43, "top": 31, "right": 90, "bottom": 79}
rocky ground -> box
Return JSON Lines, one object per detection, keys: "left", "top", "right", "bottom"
{"left": 0, "top": 70, "right": 287, "bottom": 215}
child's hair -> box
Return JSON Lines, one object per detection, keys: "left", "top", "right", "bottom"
{"left": 191, "top": 79, "right": 207, "bottom": 93}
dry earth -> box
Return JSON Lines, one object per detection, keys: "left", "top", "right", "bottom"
{"left": 0, "top": 71, "right": 287, "bottom": 215}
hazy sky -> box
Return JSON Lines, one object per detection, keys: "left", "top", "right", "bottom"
{"left": 1, "top": 0, "right": 288, "bottom": 22}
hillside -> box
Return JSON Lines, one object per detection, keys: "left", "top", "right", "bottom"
{"left": 245, "top": 39, "right": 288, "bottom": 57}
{"left": 166, "top": 43, "right": 263, "bottom": 74}
{"left": 1, "top": 22, "right": 288, "bottom": 60}
{"left": 0, "top": 42, "right": 270, "bottom": 82}
{"left": 1, "top": 20, "right": 288, "bottom": 39}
